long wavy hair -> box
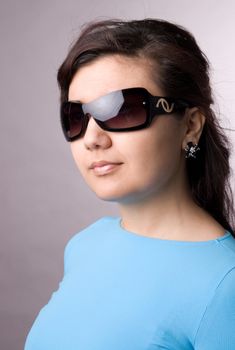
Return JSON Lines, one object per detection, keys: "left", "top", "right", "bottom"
{"left": 57, "top": 18, "right": 234, "bottom": 235}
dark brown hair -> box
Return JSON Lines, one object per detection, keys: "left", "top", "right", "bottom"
{"left": 57, "top": 18, "right": 234, "bottom": 235}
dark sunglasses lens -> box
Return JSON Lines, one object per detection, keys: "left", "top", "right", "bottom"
{"left": 61, "top": 89, "right": 148, "bottom": 141}
{"left": 102, "top": 91, "right": 147, "bottom": 129}
{"left": 61, "top": 102, "right": 84, "bottom": 140}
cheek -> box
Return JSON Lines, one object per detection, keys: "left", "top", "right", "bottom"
{"left": 126, "top": 125, "right": 183, "bottom": 183}
{"left": 130, "top": 126, "right": 181, "bottom": 166}
{"left": 70, "top": 143, "right": 85, "bottom": 173}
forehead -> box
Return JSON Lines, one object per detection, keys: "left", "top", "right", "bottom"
{"left": 68, "top": 55, "right": 162, "bottom": 102}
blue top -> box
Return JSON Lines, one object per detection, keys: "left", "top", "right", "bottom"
{"left": 25, "top": 216, "right": 235, "bottom": 349}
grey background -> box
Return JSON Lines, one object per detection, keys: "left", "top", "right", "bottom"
{"left": 1, "top": 0, "right": 235, "bottom": 349}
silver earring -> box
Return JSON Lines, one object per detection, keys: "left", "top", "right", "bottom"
{"left": 184, "top": 142, "right": 200, "bottom": 159}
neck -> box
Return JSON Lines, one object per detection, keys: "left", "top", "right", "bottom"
{"left": 117, "top": 180, "right": 204, "bottom": 240}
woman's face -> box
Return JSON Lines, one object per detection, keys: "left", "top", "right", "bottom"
{"left": 68, "top": 55, "right": 187, "bottom": 204}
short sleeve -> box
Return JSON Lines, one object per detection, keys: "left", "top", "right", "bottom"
{"left": 194, "top": 267, "right": 235, "bottom": 350}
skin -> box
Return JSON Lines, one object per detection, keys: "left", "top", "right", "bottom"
{"left": 68, "top": 54, "right": 225, "bottom": 241}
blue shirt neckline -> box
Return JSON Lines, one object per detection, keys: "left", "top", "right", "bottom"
{"left": 114, "top": 217, "right": 232, "bottom": 245}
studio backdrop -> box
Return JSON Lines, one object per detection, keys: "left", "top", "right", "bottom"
{"left": 0, "top": 0, "right": 235, "bottom": 349}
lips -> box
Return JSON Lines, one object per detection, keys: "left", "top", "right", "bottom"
{"left": 90, "top": 160, "right": 123, "bottom": 169}
{"left": 89, "top": 160, "right": 123, "bottom": 175}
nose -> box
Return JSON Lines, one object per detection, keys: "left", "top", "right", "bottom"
{"left": 83, "top": 115, "right": 112, "bottom": 150}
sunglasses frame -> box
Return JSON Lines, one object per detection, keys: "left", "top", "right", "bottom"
{"left": 60, "top": 87, "right": 191, "bottom": 142}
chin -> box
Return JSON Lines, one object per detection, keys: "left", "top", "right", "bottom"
{"left": 85, "top": 177, "right": 127, "bottom": 202}
{"left": 92, "top": 189, "right": 125, "bottom": 202}
{"left": 91, "top": 185, "right": 146, "bottom": 204}
{"left": 85, "top": 175, "right": 154, "bottom": 203}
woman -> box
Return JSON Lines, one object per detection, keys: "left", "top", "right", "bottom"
{"left": 25, "top": 18, "right": 235, "bottom": 349}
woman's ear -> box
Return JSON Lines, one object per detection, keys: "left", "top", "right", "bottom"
{"left": 182, "top": 107, "right": 206, "bottom": 149}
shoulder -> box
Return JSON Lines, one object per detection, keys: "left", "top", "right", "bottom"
{"left": 218, "top": 232, "right": 235, "bottom": 256}
{"left": 65, "top": 216, "right": 116, "bottom": 247}
{"left": 63, "top": 216, "right": 117, "bottom": 271}
{"left": 210, "top": 233, "right": 235, "bottom": 276}
{"left": 197, "top": 233, "right": 235, "bottom": 291}
{"left": 188, "top": 236, "right": 235, "bottom": 347}
{"left": 65, "top": 215, "right": 115, "bottom": 248}
{"left": 193, "top": 266, "right": 235, "bottom": 349}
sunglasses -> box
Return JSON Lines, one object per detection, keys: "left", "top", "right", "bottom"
{"left": 60, "top": 87, "right": 191, "bottom": 142}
